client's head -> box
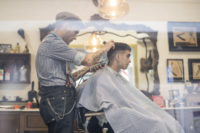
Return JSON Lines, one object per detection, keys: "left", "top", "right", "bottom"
{"left": 107, "top": 42, "right": 131, "bottom": 71}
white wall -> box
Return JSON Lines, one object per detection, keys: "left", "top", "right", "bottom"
{"left": 0, "top": 0, "right": 200, "bottom": 100}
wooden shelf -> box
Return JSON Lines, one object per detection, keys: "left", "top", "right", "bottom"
{"left": 0, "top": 53, "right": 31, "bottom": 84}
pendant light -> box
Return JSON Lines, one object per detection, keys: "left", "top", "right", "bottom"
{"left": 86, "top": 33, "right": 103, "bottom": 52}
{"left": 98, "top": 0, "right": 129, "bottom": 19}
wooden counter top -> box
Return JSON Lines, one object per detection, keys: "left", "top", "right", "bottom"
{"left": 0, "top": 108, "right": 39, "bottom": 112}
{"left": 163, "top": 106, "right": 200, "bottom": 110}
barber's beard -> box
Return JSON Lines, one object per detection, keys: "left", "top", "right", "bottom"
{"left": 64, "top": 39, "right": 72, "bottom": 45}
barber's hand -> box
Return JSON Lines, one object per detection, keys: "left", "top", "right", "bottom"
{"left": 104, "top": 40, "right": 115, "bottom": 52}
{"left": 89, "top": 61, "right": 105, "bottom": 72}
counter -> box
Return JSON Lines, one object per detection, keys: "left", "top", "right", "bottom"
{"left": 0, "top": 108, "right": 39, "bottom": 112}
{"left": 2, "top": 105, "right": 200, "bottom": 111}
{"left": 163, "top": 106, "right": 200, "bottom": 110}
{"left": 0, "top": 101, "right": 39, "bottom": 112}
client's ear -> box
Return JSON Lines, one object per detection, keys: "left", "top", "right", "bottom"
{"left": 115, "top": 53, "right": 121, "bottom": 61}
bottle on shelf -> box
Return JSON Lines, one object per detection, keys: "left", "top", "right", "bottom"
{"left": 5, "top": 69, "right": 11, "bottom": 81}
{"left": 15, "top": 42, "right": 20, "bottom": 53}
{"left": 9, "top": 45, "right": 15, "bottom": 53}
{"left": 4, "top": 63, "right": 11, "bottom": 81}
{"left": 12, "top": 64, "right": 19, "bottom": 81}
{"left": 19, "top": 65, "right": 27, "bottom": 82}
{"left": 0, "top": 64, "right": 4, "bottom": 81}
{"left": 23, "top": 44, "right": 29, "bottom": 53}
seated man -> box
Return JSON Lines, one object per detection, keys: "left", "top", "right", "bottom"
{"left": 78, "top": 42, "right": 184, "bottom": 133}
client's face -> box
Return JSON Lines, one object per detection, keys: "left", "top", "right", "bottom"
{"left": 118, "top": 50, "right": 131, "bottom": 69}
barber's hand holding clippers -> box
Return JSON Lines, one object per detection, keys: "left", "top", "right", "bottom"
{"left": 72, "top": 61, "right": 105, "bottom": 82}
{"left": 89, "top": 61, "right": 106, "bottom": 72}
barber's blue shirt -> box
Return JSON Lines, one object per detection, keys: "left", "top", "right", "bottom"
{"left": 36, "top": 31, "right": 86, "bottom": 87}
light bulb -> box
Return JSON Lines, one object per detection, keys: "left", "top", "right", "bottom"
{"left": 89, "top": 33, "right": 100, "bottom": 46}
{"left": 92, "top": 37, "right": 98, "bottom": 46}
{"left": 109, "top": 0, "right": 118, "bottom": 7}
{"left": 86, "top": 33, "right": 103, "bottom": 52}
{"left": 98, "top": 0, "right": 129, "bottom": 19}
{"left": 93, "top": 47, "right": 97, "bottom": 52}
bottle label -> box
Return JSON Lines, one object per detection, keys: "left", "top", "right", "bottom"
{"left": 19, "top": 65, "right": 27, "bottom": 82}
{"left": 0, "top": 69, "right": 4, "bottom": 80}
{"left": 5, "top": 70, "right": 10, "bottom": 81}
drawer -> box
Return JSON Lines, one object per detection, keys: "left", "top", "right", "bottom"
{"left": 20, "top": 112, "right": 48, "bottom": 132}
{"left": 26, "top": 114, "right": 47, "bottom": 128}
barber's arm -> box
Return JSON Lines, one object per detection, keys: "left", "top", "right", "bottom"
{"left": 72, "top": 66, "right": 90, "bottom": 81}
{"left": 72, "top": 62, "right": 105, "bottom": 81}
{"left": 81, "top": 40, "right": 115, "bottom": 66}
{"left": 72, "top": 41, "right": 114, "bottom": 81}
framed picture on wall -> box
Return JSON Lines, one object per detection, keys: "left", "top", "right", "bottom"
{"left": 167, "top": 59, "right": 184, "bottom": 82}
{"left": 188, "top": 59, "right": 200, "bottom": 82}
{"left": 168, "top": 22, "right": 200, "bottom": 51}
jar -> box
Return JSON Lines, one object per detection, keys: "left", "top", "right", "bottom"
{"left": 27, "top": 101, "right": 32, "bottom": 108}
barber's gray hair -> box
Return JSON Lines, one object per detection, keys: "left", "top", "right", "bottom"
{"left": 56, "top": 11, "right": 81, "bottom": 21}
{"left": 54, "top": 11, "right": 84, "bottom": 30}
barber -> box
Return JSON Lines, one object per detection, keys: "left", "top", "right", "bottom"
{"left": 35, "top": 11, "right": 114, "bottom": 133}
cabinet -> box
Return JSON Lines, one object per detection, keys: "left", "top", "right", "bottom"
{"left": 0, "top": 53, "right": 30, "bottom": 83}
{"left": 0, "top": 112, "right": 20, "bottom": 133}
{"left": 20, "top": 112, "right": 48, "bottom": 133}
{"left": 165, "top": 107, "right": 200, "bottom": 133}
{"left": 0, "top": 111, "right": 47, "bottom": 133}
{"left": 0, "top": 111, "right": 81, "bottom": 133}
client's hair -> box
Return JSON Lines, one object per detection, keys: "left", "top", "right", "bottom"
{"left": 107, "top": 42, "right": 131, "bottom": 65}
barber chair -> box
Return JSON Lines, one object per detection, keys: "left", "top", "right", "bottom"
{"left": 76, "top": 107, "right": 114, "bottom": 133}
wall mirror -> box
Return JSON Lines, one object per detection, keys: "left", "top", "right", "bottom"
{"left": 40, "top": 21, "right": 160, "bottom": 95}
